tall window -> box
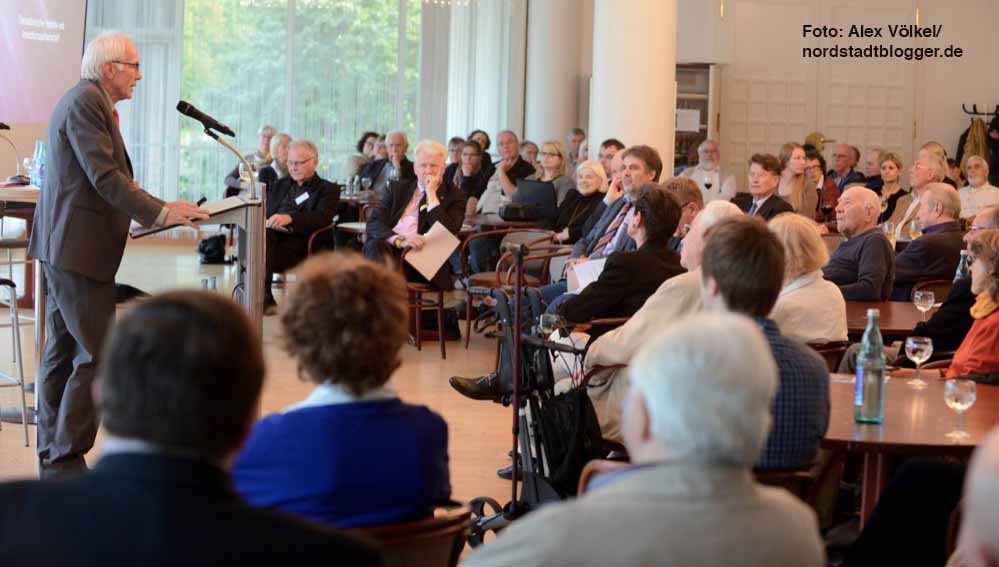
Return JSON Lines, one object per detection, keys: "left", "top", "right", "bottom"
{"left": 88, "top": 0, "right": 422, "bottom": 204}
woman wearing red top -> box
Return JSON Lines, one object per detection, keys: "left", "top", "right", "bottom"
{"left": 947, "top": 229, "right": 999, "bottom": 377}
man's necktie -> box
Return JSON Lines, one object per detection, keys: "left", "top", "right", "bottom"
{"left": 113, "top": 108, "right": 120, "bottom": 127}
{"left": 747, "top": 201, "right": 758, "bottom": 216}
{"left": 590, "top": 202, "right": 631, "bottom": 258}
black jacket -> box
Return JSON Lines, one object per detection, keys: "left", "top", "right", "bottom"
{"left": 909, "top": 277, "right": 976, "bottom": 353}
{"left": 735, "top": 193, "right": 795, "bottom": 221}
{"left": 554, "top": 190, "right": 605, "bottom": 244}
{"left": 365, "top": 178, "right": 467, "bottom": 289}
{"left": 359, "top": 157, "right": 416, "bottom": 185}
{"left": 265, "top": 174, "right": 340, "bottom": 237}
{"left": 557, "top": 240, "right": 685, "bottom": 325}
{"left": 0, "top": 453, "right": 382, "bottom": 566}
{"left": 892, "top": 221, "right": 965, "bottom": 299}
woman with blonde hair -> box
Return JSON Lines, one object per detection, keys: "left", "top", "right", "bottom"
{"left": 768, "top": 212, "right": 847, "bottom": 344}
{"left": 552, "top": 159, "right": 607, "bottom": 244}
{"left": 946, "top": 229, "right": 999, "bottom": 378}
{"left": 778, "top": 143, "right": 818, "bottom": 218}
{"left": 258, "top": 133, "right": 292, "bottom": 188}
{"left": 878, "top": 152, "right": 911, "bottom": 226}
{"left": 526, "top": 140, "right": 576, "bottom": 206}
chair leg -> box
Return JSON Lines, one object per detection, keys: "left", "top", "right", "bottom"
{"left": 464, "top": 297, "right": 472, "bottom": 349}
{"left": 413, "top": 290, "right": 422, "bottom": 351}
{"left": 8, "top": 286, "right": 27, "bottom": 447}
{"left": 436, "top": 290, "right": 446, "bottom": 360}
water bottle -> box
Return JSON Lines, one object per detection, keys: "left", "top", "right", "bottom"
{"left": 855, "top": 308, "right": 886, "bottom": 424}
{"left": 30, "top": 141, "right": 45, "bottom": 187}
{"left": 954, "top": 250, "right": 971, "bottom": 283}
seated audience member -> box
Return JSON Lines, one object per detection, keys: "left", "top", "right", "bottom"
{"left": 555, "top": 184, "right": 684, "bottom": 329}
{"left": 224, "top": 124, "right": 275, "bottom": 196}
{"left": 960, "top": 155, "right": 999, "bottom": 219}
{"left": 949, "top": 158, "right": 968, "bottom": 189}
{"left": 946, "top": 228, "right": 999, "bottom": 379}
{"left": 838, "top": 206, "right": 999, "bottom": 374}
{"left": 895, "top": 152, "right": 949, "bottom": 241}
{"left": 343, "top": 131, "right": 378, "bottom": 179}
{"left": 827, "top": 143, "right": 866, "bottom": 192}
{"left": 663, "top": 176, "right": 705, "bottom": 251}
{"left": 467, "top": 129, "right": 495, "bottom": 179}
{"left": 373, "top": 133, "right": 389, "bottom": 160}
{"left": 863, "top": 147, "right": 885, "bottom": 193}
{"left": 768, "top": 213, "right": 847, "bottom": 344}
{"left": 257, "top": 133, "right": 291, "bottom": 189}
{"left": 359, "top": 130, "right": 415, "bottom": 198}
{"left": 953, "top": 430, "right": 999, "bottom": 567}
{"left": 806, "top": 147, "right": 840, "bottom": 222}
{"left": 822, "top": 186, "right": 895, "bottom": 301}
{"left": 446, "top": 136, "right": 464, "bottom": 165}
{"left": 552, "top": 159, "right": 607, "bottom": 245}
{"left": 444, "top": 140, "right": 487, "bottom": 203}
{"left": 735, "top": 153, "right": 794, "bottom": 221}
{"left": 566, "top": 127, "right": 586, "bottom": 173}
{"left": 525, "top": 140, "right": 576, "bottom": 206}
{"left": 234, "top": 254, "right": 450, "bottom": 528}
{"left": 701, "top": 217, "right": 829, "bottom": 470}
{"left": 264, "top": 140, "right": 340, "bottom": 311}
{"left": 878, "top": 152, "right": 911, "bottom": 225}
{"left": 520, "top": 140, "right": 540, "bottom": 172}
{"left": 778, "top": 143, "right": 818, "bottom": 218}
{"left": 584, "top": 200, "right": 744, "bottom": 440}
{"left": 596, "top": 138, "right": 626, "bottom": 180}
{"left": 892, "top": 183, "right": 965, "bottom": 300}
{"left": 921, "top": 141, "right": 959, "bottom": 187}
{"left": 363, "top": 140, "right": 466, "bottom": 291}
{"left": 679, "top": 139, "right": 737, "bottom": 203}
{"left": 471, "top": 130, "right": 535, "bottom": 216}
{"left": 0, "top": 292, "right": 381, "bottom": 564}
{"left": 462, "top": 313, "right": 825, "bottom": 567}
{"left": 538, "top": 145, "right": 662, "bottom": 306}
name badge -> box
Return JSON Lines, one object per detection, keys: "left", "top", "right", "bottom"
{"left": 294, "top": 192, "right": 310, "bottom": 205}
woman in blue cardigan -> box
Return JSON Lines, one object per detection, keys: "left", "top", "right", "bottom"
{"left": 232, "top": 252, "right": 451, "bottom": 527}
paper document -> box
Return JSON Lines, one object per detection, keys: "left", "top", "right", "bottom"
{"left": 566, "top": 257, "right": 607, "bottom": 294}
{"left": 404, "top": 221, "right": 460, "bottom": 281}
{"left": 676, "top": 108, "right": 701, "bottom": 132}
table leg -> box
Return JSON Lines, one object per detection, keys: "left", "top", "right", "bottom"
{"left": 859, "top": 452, "right": 891, "bottom": 528}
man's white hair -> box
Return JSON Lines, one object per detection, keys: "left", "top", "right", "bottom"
{"left": 921, "top": 182, "right": 962, "bottom": 219}
{"left": 628, "top": 312, "right": 777, "bottom": 466}
{"left": 288, "top": 139, "right": 318, "bottom": 158}
{"left": 414, "top": 139, "right": 446, "bottom": 161}
{"left": 919, "top": 154, "right": 948, "bottom": 183}
{"left": 81, "top": 31, "right": 133, "bottom": 81}
{"left": 967, "top": 154, "right": 990, "bottom": 174}
{"left": 386, "top": 130, "right": 409, "bottom": 146}
{"left": 696, "top": 199, "right": 743, "bottom": 232}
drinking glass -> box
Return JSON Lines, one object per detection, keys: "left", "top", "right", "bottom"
{"left": 882, "top": 222, "right": 896, "bottom": 246}
{"left": 913, "top": 290, "right": 936, "bottom": 321}
{"left": 703, "top": 175, "right": 713, "bottom": 191}
{"left": 361, "top": 177, "right": 373, "bottom": 194}
{"left": 943, "top": 379, "right": 977, "bottom": 441}
{"left": 908, "top": 220, "right": 923, "bottom": 240}
{"left": 904, "top": 336, "right": 933, "bottom": 390}
{"left": 880, "top": 197, "right": 889, "bottom": 214}
{"left": 538, "top": 314, "right": 565, "bottom": 336}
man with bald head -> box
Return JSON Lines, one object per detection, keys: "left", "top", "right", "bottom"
{"left": 891, "top": 183, "right": 965, "bottom": 300}
{"left": 822, "top": 186, "right": 895, "bottom": 300}
{"left": 827, "top": 143, "right": 866, "bottom": 192}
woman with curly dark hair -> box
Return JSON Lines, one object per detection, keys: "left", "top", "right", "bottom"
{"left": 232, "top": 252, "right": 451, "bottom": 528}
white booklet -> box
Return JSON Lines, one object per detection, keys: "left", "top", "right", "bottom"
{"left": 566, "top": 257, "right": 607, "bottom": 294}
{"left": 404, "top": 221, "right": 460, "bottom": 281}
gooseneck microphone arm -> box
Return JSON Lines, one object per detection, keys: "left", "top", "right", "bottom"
{"left": 202, "top": 128, "right": 258, "bottom": 201}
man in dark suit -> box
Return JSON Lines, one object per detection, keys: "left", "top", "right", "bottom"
{"left": 263, "top": 139, "right": 339, "bottom": 311}
{"left": 891, "top": 183, "right": 965, "bottom": 300}
{"left": 28, "top": 32, "right": 208, "bottom": 478}
{"left": 0, "top": 292, "right": 382, "bottom": 565}
{"left": 364, "top": 140, "right": 466, "bottom": 291}
{"left": 735, "top": 153, "right": 794, "bottom": 221}
{"left": 359, "top": 130, "right": 415, "bottom": 198}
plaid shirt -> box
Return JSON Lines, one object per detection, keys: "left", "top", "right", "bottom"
{"left": 755, "top": 317, "right": 830, "bottom": 470}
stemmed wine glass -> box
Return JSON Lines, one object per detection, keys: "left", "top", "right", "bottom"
{"left": 908, "top": 220, "right": 923, "bottom": 240}
{"left": 882, "top": 222, "right": 896, "bottom": 246}
{"left": 904, "top": 336, "right": 933, "bottom": 390}
{"left": 913, "top": 290, "right": 936, "bottom": 321}
{"left": 944, "top": 379, "right": 977, "bottom": 441}
{"left": 703, "top": 175, "right": 713, "bottom": 192}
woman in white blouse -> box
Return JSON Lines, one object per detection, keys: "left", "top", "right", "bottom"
{"left": 768, "top": 212, "right": 848, "bottom": 344}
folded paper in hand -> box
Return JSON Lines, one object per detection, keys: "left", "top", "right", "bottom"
{"left": 403, "top": 221, "right": 460, "bottom": 281}
{"left": 566, "top": 258, "right": 607, "bottom": 294}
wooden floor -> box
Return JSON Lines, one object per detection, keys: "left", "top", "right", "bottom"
{"left": 0, "top": 238, "right": 513, "bottom": 509}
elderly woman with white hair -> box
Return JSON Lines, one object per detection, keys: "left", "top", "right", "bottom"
{"left": 551, "top": 159, "right": 608, "bottom": 244}
{"left": 463, "top": 312, "right": 825, "bottom": 567}
{"left": 768, "top": 213, "right": 847, "bottom": 344}
{"left": 584, "top": 199, "right": 745, "bottom": 441}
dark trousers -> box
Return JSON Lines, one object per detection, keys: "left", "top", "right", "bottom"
{"left": 37, "top": 263, "right": 116, "bottom": 478}
{"left": 363, "top": 237, "right": 450, "bottom": 289}
{"left": 265, "top": 229, "right": 309, "bottom": 305}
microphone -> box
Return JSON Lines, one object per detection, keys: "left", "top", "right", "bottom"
{"left": 0, "top": 123, "right": 10, "bottom": 131}
{"left": 175, "top": 101, "right": 235, "bottom": 137}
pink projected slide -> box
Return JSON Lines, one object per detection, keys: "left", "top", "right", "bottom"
{"left": 0, "top": 0, "right": 88, "bottom": 124}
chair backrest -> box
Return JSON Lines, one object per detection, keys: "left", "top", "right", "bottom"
{"left": 807, "top": 341, "right": 850, "bottom": 373}
{"left": 821, "top": 233, "right": 846, "bottom": 256}
{"left": 498, "top": 230, "right": 555, "bottom": 278}
{"left": 911, "top": 279, "right": 953, "bottom": 302}
{"left": 350, "top": 502, "right": 472, "bottom": 567}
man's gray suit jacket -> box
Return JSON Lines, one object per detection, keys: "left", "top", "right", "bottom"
{"left": 571, "top": 196, "right": 635, "bottom": 258}
{"left": 29, "top": 80, "right": 164, "bottom": 283}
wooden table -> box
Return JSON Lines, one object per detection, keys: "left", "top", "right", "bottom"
{"left": 822, "top": 374, "right": 998, "bottom": 525}
{"left": 846, "top": 301, "right": 929, "bottom": 341}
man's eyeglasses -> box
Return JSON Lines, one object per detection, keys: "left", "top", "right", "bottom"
{"left": 288, "top": 157, "right": 315, "bottom": 167}
{"left": 113, "top": 61, "right": 140, "bottom": 71}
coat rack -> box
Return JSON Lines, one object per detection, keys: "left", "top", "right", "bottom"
{"left": 961, "top": 104, "right": 999, "bottom": 116}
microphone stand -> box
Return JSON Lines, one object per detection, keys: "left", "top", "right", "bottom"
{"left": 202, "top": 128, "right": 258, "bottom": 201}
{"left": 0, "top": 133, "right": 24, "bottom": 183}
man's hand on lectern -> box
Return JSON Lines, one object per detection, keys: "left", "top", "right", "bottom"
{"left": 266, "top": 214, "right": 293, "bottom": 229}
{"left": 164, "top": 201, "right": 210, "bottom": 228}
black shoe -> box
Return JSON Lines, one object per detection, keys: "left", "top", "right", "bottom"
{"left": 497, "top": 463, "right": 526, "bottom": 481}
{"left": 449, "top": 372, "right": 510, "bottom": 401}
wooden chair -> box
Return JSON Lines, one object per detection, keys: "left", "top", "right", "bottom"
{"left": 400, "top": 248, "right": 447, "bottom": 359}
{"left": 807, "top": 341, "right": 850, "bottom": 373}
{"left": 350, "top": 501, "right": 471, "bottom": 567}
{"left": 911, "top": 279, "right": 953, "bottom": 302}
